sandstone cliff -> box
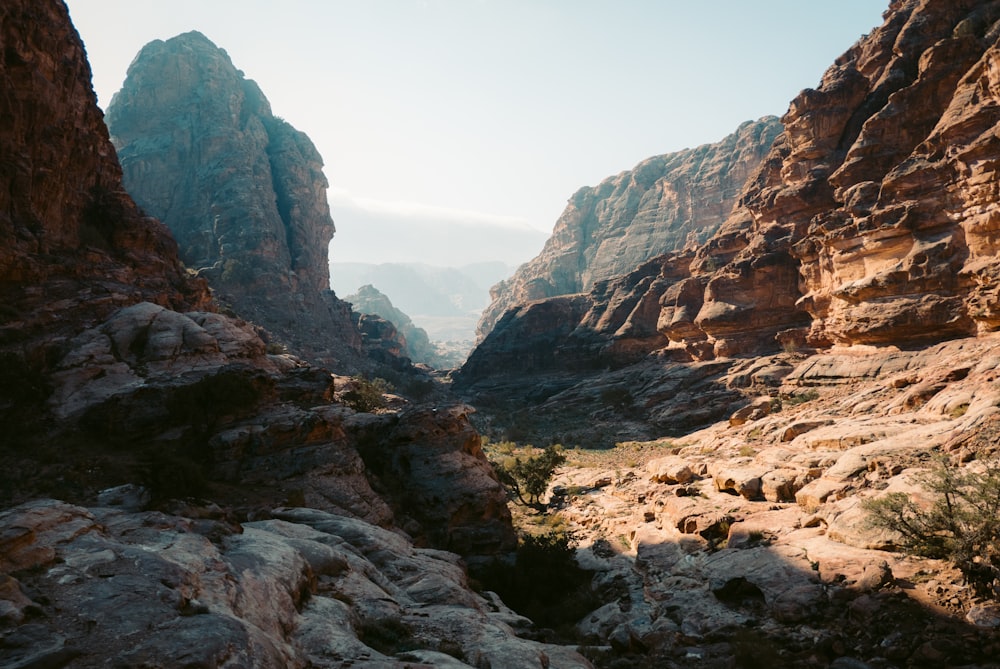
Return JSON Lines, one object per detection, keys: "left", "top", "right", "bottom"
{"left": 477, "top": 117, "right": 782, "bottom": 338}
{"left": 676, "top": 0, "right": 1000, "bottom": 356}
{"left": 460, "top": 0, "right": 1000, "bottom": 439}
{"left": 104, "top": 31, "right": 367, "bottom": 371}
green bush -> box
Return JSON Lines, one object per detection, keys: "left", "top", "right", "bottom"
{"left": 342, "top": 376, "right": 393, "bottom": 413}
{"left": 491, "top": 445, "right": 566, "bottom": 509}
{"left": 863, "top": 458, "right": 1000, "bottom": 598}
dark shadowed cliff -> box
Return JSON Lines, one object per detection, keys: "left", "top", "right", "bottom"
{"left": 104, "top": 32, "right": 369, "bottom": 371}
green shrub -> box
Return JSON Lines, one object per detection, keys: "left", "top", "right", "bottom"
{"left": 491, "top": 445, "right": 566, "bottom": 509}
{"left": 785, "top": 389, "right": 820, "bottom": 406}
{"left": 863, "top": 458, "right": 1000, "bottom": 598}
{"left": 342, "top": 376, "right": 392, "bottom": 413}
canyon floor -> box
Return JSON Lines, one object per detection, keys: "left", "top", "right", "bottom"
{"left": 486, "top": 334, "right": 1000, "bottom": 667}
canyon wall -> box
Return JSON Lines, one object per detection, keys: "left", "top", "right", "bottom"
{"left": 104, "top": 32, "right": 367, "bottom": 371}
{"left": 682, "top": 0, "right": 1000, "bottom": 356}
{"left": 0, "top": 1, "right": 209, "bottom": 339}
{"left": 459, "top": 0, "right": 1000, "bottom": 441}
{"left": 477, "top": 117, "right": 782, "bottom": 337}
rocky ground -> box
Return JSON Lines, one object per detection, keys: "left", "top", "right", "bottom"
{"left": 0, "top": 500, "right": 590, "bottom": 669}
{"left": 521, "top": 335, "right": 1000, "bottom": 667}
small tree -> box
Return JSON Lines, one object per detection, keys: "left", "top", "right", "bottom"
{"left": 863, "top": 457, "right": 1000, "bottom": 598}
{"left": 491, "top": 445, "right": 567, "bottom": 509}
{"left": 342, "top": 376, "right": 392, "bottom": 413}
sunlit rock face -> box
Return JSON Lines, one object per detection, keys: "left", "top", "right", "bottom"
{"left": 477, "top": 117, "right": 782, "bottom": 338}
{"left": 691, "top": 0, "right": 1000, "bottom": 353}
{"left": 106, "top": 31, "right": 367, "bottom": 371}
{"left": 477, "top": 0, "right": 1000, "bottom": 366}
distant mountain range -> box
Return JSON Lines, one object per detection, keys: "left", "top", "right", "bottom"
{"left": 331, "top": 260, "right": 516, "bottom": 342}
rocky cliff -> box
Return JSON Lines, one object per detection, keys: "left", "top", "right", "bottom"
{"left": 104, "top": 31, "right": 366, "bottom": 371}
{"left": 676, "top": 0, "right": 1000, "bottom": 356}
{"left": 477, "top": 117, "right": 782, "bottom": 338}
{"left": 346, "top": 284, "right": 436, "bottom": 364}
{"left": 459, "top": 0, "right": 1000, "bottom": 439}
{"left": 0, "top": 0, "right": 210, "bottom": 439}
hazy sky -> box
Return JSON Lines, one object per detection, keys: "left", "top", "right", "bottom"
{"left": 67, "top": 1, "right": 887, "bottom": 260}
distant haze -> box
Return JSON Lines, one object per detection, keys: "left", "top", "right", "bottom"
{"left": 327, "top": 192, "right": 548, "bottom": 266}
{"left": 331, "top": 261, "right": 514, "bottom": 342}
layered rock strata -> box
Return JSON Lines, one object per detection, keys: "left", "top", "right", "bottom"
{"left": 680, "top": 0, "right": 1000, "bottom": 355}
{"left": 461, "top": 0, "right": 1000, "bottom": 441}
{"left": 478, "top": 117, "right": 782, "bottom": 337}
{"left": 105, "top": 31, "right": 366, "bottom": 370}
{"left": 0, "top": 500, "right": 586, "bottom": 668}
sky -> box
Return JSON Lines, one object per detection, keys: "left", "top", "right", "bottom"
{"left": 66, "top": 0, "right": 888, "bottom": 267}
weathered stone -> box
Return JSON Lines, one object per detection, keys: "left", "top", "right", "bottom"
{"left": 478, "top": 118, "right": 782, "bottom": 338}
{"left": 646, "top": 456, "right": 697, "bottom": 485}
{"left": 106, "top": 31, "right": 375, "bottom": 372}
{"left": 728, "top": 397, "right": 774, "bottom": 427}
{"left": 710, "top": 464, "right": 764, "bottom": 501}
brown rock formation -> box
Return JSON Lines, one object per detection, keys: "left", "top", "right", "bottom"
{"left": 478, "top": 117, "right": 782, "bottom": 338}
{"left": 687, "top": 0, "right": 1000, "bottom": 354}
{"left": 461, "top": 0, "right": 1000, "bottom": 442}
{"left": 104, "top": 31, "right": 367, "bottom": 371}
{"left": 0, "top": 1, "right": 208, "bottom": 334}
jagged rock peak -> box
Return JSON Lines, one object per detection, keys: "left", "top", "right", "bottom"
{"left": 105, "top": 30, "right": 370, "bottom": 370}
{"left": 477, "top": 116, "right": 782, "bottom": 338}
{"left": 106, "top": 30, "right": 331, "bottom": 294}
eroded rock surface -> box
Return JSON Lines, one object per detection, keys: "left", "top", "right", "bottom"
{"left": 478, "top": 118, "right": 782, "bottom": 338}
{"left": 545, "top": 334, "right": 1000, "bottom": 666}
{"left": 105, "top": 31, "right": 369, "bottom": 371}
{"left": 0, "top": 500, "right": 587, "bottom": 669}
{"left": 460, "top": 0, "right": 1000, "bottom": 443}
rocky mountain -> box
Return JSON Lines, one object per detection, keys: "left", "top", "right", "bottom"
{"left": 477, "top": 117, "right": 783, "bottom": 338}
{"left": 104, "top": 31, "right": 367, "bottom": 371}
{"left": 458, "top": 0, "right": 1000, "bottom": 441}
{"left": 0, "top": 3, "right": 599, "bottom": 667}
{"left": 346, "top": 284, "right": 436, "bottom": 363}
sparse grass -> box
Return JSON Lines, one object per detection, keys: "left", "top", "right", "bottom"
{"left": 784, "top": 389, "right": 820, "bottom": 406}
{"left": 951, "top": 403, "right": 970, "bottom": 419}
{"left": 738, "top": 445, "right": 757, "bottom": 458}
